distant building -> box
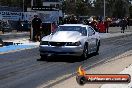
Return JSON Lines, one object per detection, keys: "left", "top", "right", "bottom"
{"left": 0, "top": 6, "right": 22, "bottom": 12}
{"left": 42, "top": 0, "right": 63, "bottom": 17}
{"left": 27, "top": 0, "right": 63, "bottom": 22}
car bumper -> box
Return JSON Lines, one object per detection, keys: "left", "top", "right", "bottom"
{"left": 39, "top": 45, "right": 83, "bottom": 56}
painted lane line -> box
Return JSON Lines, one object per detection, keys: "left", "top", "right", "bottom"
{"left": 0, "top": 45, "right": 39, "bottom": 55}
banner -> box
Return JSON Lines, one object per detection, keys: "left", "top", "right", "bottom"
{"left": 0, "top": 11, "right": 59, "bottom": 23}
{"left": 38, "top": 11, "right": 59, "bottom": 23}
{"left": 0, "top": 11, "right": 23, "bottom": 21}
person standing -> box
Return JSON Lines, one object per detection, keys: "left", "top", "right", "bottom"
{"left": 104, "top": 18, "right": 110, "bottom": 33}
{"left": 17, "top": 18, "right": 22, "bottom": 32}
{"left": 90, "top": 20, "right": 98, "bottom": 32}
{"left": 32, "top": 15, "right": 42, "bottom": 41}
{"left": 120, "top": 18, "right": 127, "bottom": 33}
{"left": 127, "top": 17, "right": 130, "bottom": 29}
{"left": 0, "top": 38, "right": 4, "bottom": 47}
{"left": 97, "top": 20, "right": 106, "bottom": 33}
{"left": 51, "top": 22, "right": 57, "bottom": 33}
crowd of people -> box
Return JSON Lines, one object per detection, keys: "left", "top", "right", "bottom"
{"left": 84, "top": 17, "right": 112, "bottom": 33}
{"left": 60, "top": 15, "right": 131, "bottom": 33}
{"left": 31, "top": 14, "right": 131, "bottom": 42}
{"left": 0, "top": 14, "right": 131, "bottom": 42}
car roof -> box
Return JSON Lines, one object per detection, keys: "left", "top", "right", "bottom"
{"left": 59, "top": 24, "right": 90, "bottom": 27}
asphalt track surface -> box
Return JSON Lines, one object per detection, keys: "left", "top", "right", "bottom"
{"left": 0, "top": 34, "right": 132, "bottom": 88}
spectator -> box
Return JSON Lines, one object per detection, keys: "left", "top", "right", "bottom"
{"left": 51, "top": 22, "right": 57, "bottom": 33}
{"left": 17, "top": 18, "right": 22, "bottom": 32}
{"left": 32, "top": 15, "right": 42, "bottom": 41}
{"left": 120, "top": 18, "right": 127, "bottom": 33}
{"left": 90, "top": 20, "right": 98, "bottom": 32}
{"left": 97, "top": 20, "right": 106, "bottom": 33}
{"left": 0, "top": 20, "right": 2, "bottom": 31}
{"left": 85, "top": 19, "right": 90, "bottom": 25}
{"left": 104, "top": 18, "right": 110, "bottom": 33}
{"left": 0, "top": 38, "right": 4, "bottom": 47}
{"left": 127, "top": 17, "right": 130, "bottom": 29}
{"left": 69, "top": 15, "right": 77, "bottom": 24}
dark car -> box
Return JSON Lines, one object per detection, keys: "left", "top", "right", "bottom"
{"left": 21, "top": 21, "right": 31, "bottom": 31}
{"left": 109, "top": 19, "right": 121, "bottom": 27}
{"left": 1, "top": 22, "right": 12, "bottom": 33}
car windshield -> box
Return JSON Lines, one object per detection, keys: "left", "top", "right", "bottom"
{"left": 57, "top": 26, "right": 87, "bottom": 36}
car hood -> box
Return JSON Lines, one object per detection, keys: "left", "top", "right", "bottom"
{"left": 42, "top": 31, "right": 85, "bottom": 42}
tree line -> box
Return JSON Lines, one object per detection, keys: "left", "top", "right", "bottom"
{"left": 0, "top": 0, "right": 132, "bottom": 18}
{"left": 0, "top": 0, "right": 42, "bottom": 10}
{"left": 63, "top": 0, "right": 132, "bottom": 18}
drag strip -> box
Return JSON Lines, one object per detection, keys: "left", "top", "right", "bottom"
{"left": 0, "top": 34, "right": 132, "bottom": 88}
{"left": 42, "top": 34, "right": 132, "bottom": 88}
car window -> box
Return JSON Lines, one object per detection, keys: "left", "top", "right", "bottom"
{"left": 88, "top": 27, "right": 95, "bottom": 36}
{"left": 81, "top": 27, "right": 87, "bottom": 36}
{"left": 57, "top": 26, "right": 87, "bottom": 36}
{"left": 58, "top": 26, "right": 81, "bottom": 32}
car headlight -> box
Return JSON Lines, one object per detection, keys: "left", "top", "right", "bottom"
{"left": 40, "top": 41, "right": 49, "bottom": 45}
{"left": 66, "top": 41, "right": 81, "bottom": 46}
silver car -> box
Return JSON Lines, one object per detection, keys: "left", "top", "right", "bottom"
{"left": 39, "top": 24, "right": 100, "bottom": 59}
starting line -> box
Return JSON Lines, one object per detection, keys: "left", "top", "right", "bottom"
{"left": 0, "top": 45, "right": 38, "bottom": 54}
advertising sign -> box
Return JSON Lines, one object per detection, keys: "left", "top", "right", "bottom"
{"left": 0, "top": 11, "right": 23, "bottom": 21}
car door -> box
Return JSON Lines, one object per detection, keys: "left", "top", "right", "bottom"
{"left": 88, "top": 27, "right": 97, "bottom": 53}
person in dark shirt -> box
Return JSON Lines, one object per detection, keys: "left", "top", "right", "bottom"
{"left": 120, "top": 18, "right": 127, "bottom": 33}
{"left": 0, "top": 38, "right": 4, "bottom": 47}
{"left": 127, "top": 17, "right": 130, "bottom": 29}
{"left": 32, "top": 15, "right": 42, "bottom": 41}
{"left": 17, "top": 18, "right": 22, "bottom": 32}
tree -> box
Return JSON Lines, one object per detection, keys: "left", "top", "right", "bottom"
{"left": 25, "top": 0, "right": 32, "bottom": 8}
{"left": 62, "top": 0, "right": 76, "bottom": 15}
{"left": 112, "top": 0, "right": 130, "bottom": 18}
{"left": 62, "top": 0, "right": 91, "bottom": 16}
{"left": 129, "top": 6, "right": 132, "bottom": 18}
{"left": 75, "top": 0, "right": 89, "bottom": 16}
{"left": 34, "top": 0, "right": 42, "bottom": 6}
{"left": 93, "top": 0, "right": 131, "bottom": 18}
{"left": 0, "top": 0, "right": 11, "bottom": 6}
{"left": 93, "top": 0, "right": 104, "bottom": 16}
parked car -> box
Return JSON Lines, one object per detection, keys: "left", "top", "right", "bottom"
{"left": 21, "top": 21, "right": 31, "bottom": 31}
{"left": 1, "top": 22, "right": 12, "bottom": 33}
{"left": 109, "top": 19, "right": 121, "bottom": 27}
{"left": 39, "top": 24, "right": 100, "bottom": 60}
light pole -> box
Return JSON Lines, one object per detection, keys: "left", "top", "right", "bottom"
{"left": 104, "top": 0, "right": 106, "bottom": 21}
{"left": 31, "top": 0, "right": 34, "bottom": 7}
{"left": 23, "top": 0, "right": 24, "bottom": 12}
{"left": 31, "top": 0, "right": 34, "bottom": 40}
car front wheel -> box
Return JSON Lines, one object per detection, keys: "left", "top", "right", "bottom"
{"left": 39, "top": 54, "right": 48, "bottom": 61}
{"left": 95, "top": 41, "right": 100, "bottom": 55}
{"left": 81, "top": 44, "right": 88, "bottom": 59}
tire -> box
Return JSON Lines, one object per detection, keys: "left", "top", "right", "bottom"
{"left": 95, "top": 41, "right": 100, "bottom": 55}
{"left": 81, "top": 44, "right": 88, "bottom": 59}
{"left": 39, "top": 54, "right": 48, "bottom": 61}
